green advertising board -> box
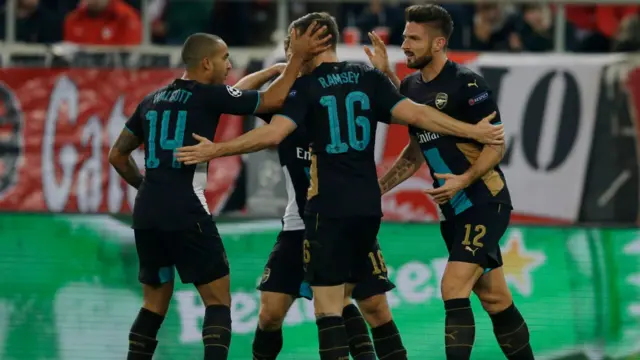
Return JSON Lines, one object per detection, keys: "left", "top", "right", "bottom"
{"left": 0, "top": 214, "right": 639, "bottom": 359}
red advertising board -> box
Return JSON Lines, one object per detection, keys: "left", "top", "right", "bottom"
{"left": 0, "top": 69, "right": 242, "bottom": 214}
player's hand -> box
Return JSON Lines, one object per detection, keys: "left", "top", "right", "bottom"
{"left": 175, "top": 134, "right": 218, "bottom": 165}
{"left": 364, "top": 31, "right": 391, "bottom": 74}
{"left": 473, "top": 112, "right": 504, "bottom": 145}
{"left": 424, "top": 173, "right": 471, "bottom": 204}
{"left": 289, "top": 21, "right": 333, "bottom": 61}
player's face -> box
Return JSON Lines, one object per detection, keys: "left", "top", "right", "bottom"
{"left": 204, "top": 41, "right": 232, "bottom": 84}
{"left": 402, "top": 22, "right": 444, "bottom": 69}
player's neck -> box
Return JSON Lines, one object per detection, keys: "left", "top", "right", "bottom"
{"left": 311, "top": 51, "right": 339, "bottom": 70}
{"left": 181, "top": 71, "right": 211, "bottom": 85}
{"left": 420, "top": 54, "right": 448, "bottom": 83}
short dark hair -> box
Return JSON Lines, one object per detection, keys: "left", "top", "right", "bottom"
{"left": 405, "top": 5, "right": 454, "bottom": 41}
{"left": 181, "top": 33, "right": 224, "bottom": 70}
{"left": 288, "top": 12, "right": 339, "bottom": 50}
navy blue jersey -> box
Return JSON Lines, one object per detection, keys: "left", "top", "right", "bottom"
{"left": 126, "top": 79, "right": 260, "bottom": 229}
{"left": 400, "top": 61, "right": 512, "bottom": 219}
{"left": 257, "top": 112, "right": 311, "bottom": 231}
{"left": 277, "top": 62, "right": 406, "bottom": 217}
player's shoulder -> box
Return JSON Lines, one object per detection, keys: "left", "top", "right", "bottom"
{"left": 399, "top": 71, "right": 422, "bottom": 87}
{"left": 138, "top": 84, "right": 171, "bottom": 107}
{"left": 449, "top": 61, "right": 489, "bottom": 89}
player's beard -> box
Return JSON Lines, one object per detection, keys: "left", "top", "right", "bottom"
{"left": 407, "top": 54, "right": 433, "bottom": 69}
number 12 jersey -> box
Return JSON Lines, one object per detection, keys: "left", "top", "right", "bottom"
{"left": 277, "top": 62, "right": 406, "bottom": 218}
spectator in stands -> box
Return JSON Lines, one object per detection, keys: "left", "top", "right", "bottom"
{"left": 613, "top": 13, "right": 640, "bottom": 52}
{"left": 511, "top": 4, "right": 576, "bottom": 52}
{"left": 0, "top": 0, "right": 63, "bottom": 43}
{"left": 595, "top": 5, "right": 639, "bottom": 44}
{"left": 354, "top": 0, "right": 404, "bottom": 45}
{"left": 64, "top": 0, "right": 141, "bottom": 45}
{"left": 463, "top": 3, "right": 517, "bottom": 51}
{"left": 565, "top": 5, "right": 609, "bottom": 52}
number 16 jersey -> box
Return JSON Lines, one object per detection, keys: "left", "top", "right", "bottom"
{"left": 277, "top": 62, "right": 406, "bottom": 218}
{"left": 125, "top": 79, "right": 260, "bottom": 230}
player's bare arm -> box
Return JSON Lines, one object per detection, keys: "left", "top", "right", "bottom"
{"left": 364, "top": 31, "right": 401, "bottom": 88}
{"left": 255, "top": 22, "right": 332, "bottom": 113}
{"left": 390, "top": 100, "right": 504, "bottom": 145}
{"left": 378, "top": 136, "right": 424, "bottom": 195}
{"left": 175, "top": 116, "right": 296, "bottom": 165}
{"left": 425, "top": 141, "right": 506, "bottom": 204}
{"left": 234, "top": 63, "right": 286, "bottom": 90}
{"left": 108, "top": 129, "right": 144, "bottom": 189}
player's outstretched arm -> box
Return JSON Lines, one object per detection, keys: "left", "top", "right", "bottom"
{"left": 109, "top": 129, "right": 144, "bottom": 189}
{"left": 390, "top": 99, "right": 504, "bottom": 145}
{"left": 255, "top": 22, "right": 332, "bottom": 113}
{"left": 378, "top": 136, "right": 425, "bottom": 195}
{"left": 234, "top": 63, "right": 286, "bottom": 91}
{"left": 175, "top": 116, "right": 296, "bottom": 164}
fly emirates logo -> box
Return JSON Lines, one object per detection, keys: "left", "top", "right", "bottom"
{"left": 416, "top": 131, "right": 441, "bottom": 144}
{"left": 296, "top": 147, "right": 311, "bottom": 161}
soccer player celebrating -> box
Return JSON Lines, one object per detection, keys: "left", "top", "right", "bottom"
{"left": 175, "top": 12, "right": 503, "bottom": 360}
{"left": 229, "top": 38, "right": 401, "bottom": 360}
{"left": 372, "top": 5, "right": 535, "bottom": 360}
{"left": 108, "top": 26, "right": 330, "bottom": 360}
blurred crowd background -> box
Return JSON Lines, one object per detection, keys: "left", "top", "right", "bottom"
{"left": 1, "top": 0, "right": 639, "bottom": 53}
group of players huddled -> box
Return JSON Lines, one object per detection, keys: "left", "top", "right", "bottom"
{"left": 109, "top": 4, "right": 535, "bottom": 360}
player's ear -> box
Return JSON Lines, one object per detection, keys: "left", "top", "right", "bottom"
{"left": 202, "top": 57, "right": 212, "bottom": 71}
{"left": 433, "top": 37, "right": 446, "bottom": 52}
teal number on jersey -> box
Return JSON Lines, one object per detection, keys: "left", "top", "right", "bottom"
{"left": 320, "top": 91, "right": 371, "bottom": 154}
{"left": 144, "top": 110, "right": 187, "bottom": 168}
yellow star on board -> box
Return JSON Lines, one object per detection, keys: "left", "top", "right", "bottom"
{"left": 500, "top": 229, "right": 546, "bottom": 297}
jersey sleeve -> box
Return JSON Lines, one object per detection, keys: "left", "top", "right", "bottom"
{"left": 462, "top": 74, "right": 502, "bottom": 125}
{"left": 372, "top": 69, "right": 406, "bottom": 120}
{"left": 206, "top": 84, "right": 261, "bottom": 115}
{"left": 124, "top": 104, "right": 144, "bottom": 137}
{"left": 274, "top": 82, "right": 308, "bottom": 127}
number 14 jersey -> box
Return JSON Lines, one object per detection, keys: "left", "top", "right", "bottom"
{"left": 277, "top": 62, "right": 405, "bottom": 218}
{"left": 125, "top": 79, "right": 260, "bottom": 230}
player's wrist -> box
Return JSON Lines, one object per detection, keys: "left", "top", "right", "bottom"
{"left": 460, "top": 171, "right": 475, "bottom": 186}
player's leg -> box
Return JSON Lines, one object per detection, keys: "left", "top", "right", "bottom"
{"left": 253, "top": 292, "right": 295, "bottom": 360}
{"left": 353, "top": 239, "right": 407, "bottom": 359}
{"left": 174, "top": 219, "right": 232, "bottom": 360}
{"left": 473, "top": 235, "right": 535, "bottom": 358}
{"left": 304, "top": 213, "right": 351, "bottom": 359}
{"left": 341, "top": 288, "right": 376, "bottom": 359}
{"left": 253, "top": 230, "right": 307, "bottom": 360}
{"left": 441, "top": 203, "right": 514, "bottom": 360}
{"left": 128, "top": 229, "right": 174, "bottom": 360}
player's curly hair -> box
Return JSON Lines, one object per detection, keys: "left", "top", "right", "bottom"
{"left": 288, "top": 12, "right": 339, "bottom": 50}
{"left": 405, "top": 4, "right": 454, "bottom": 42}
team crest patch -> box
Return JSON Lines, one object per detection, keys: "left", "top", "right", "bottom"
{"left": 435, "top": 93, "right": 448, "bottom": 109}
{"left": 226, "top": 85, "right": 242, "bottom": 97}
{"left": 261, "top": 268, "right": 271, "bottom": 284}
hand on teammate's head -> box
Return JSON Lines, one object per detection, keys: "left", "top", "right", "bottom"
{"left": 289, "top": 21, "right": 333, "bottom": 61}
